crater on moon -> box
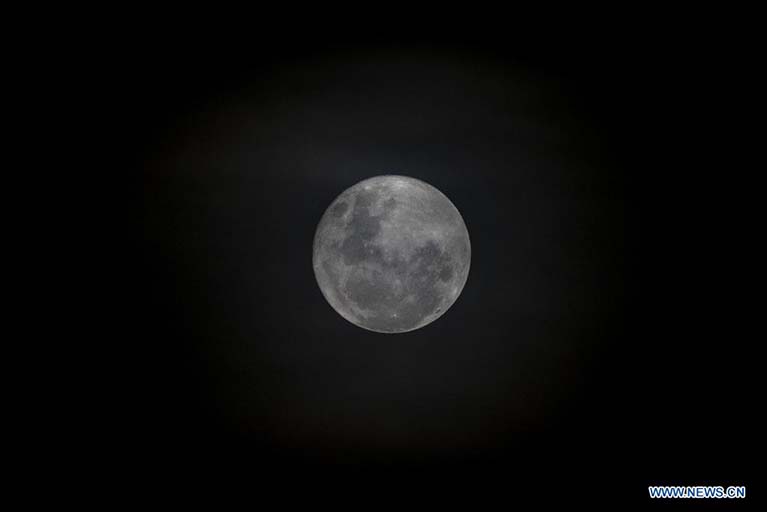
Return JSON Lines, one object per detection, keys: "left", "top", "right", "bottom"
{"left": 313, "top": 175, "right": 471, "bottom": 333}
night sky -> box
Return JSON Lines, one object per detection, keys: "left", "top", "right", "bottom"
{"left": 132, "top": 30, "right": 755, "bottom": 505}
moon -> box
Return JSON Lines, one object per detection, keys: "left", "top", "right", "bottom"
{"left": 313, "top": 175, "right": 471, "bottom": 333}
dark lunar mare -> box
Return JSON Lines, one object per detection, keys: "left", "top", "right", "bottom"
{"left": 338, "top": 189, "right": 386, "bottom": 266}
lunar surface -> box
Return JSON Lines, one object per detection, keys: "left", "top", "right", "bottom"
{"left": 313, "top": 175, "right": 471, "bottom": 333}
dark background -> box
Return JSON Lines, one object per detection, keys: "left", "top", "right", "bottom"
{"left": 130, "top": 24, "right": 756, "bottom": 505}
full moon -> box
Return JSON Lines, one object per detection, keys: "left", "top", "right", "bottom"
{"left": 313, "top": 175, "right": 471, "bottom": 333}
